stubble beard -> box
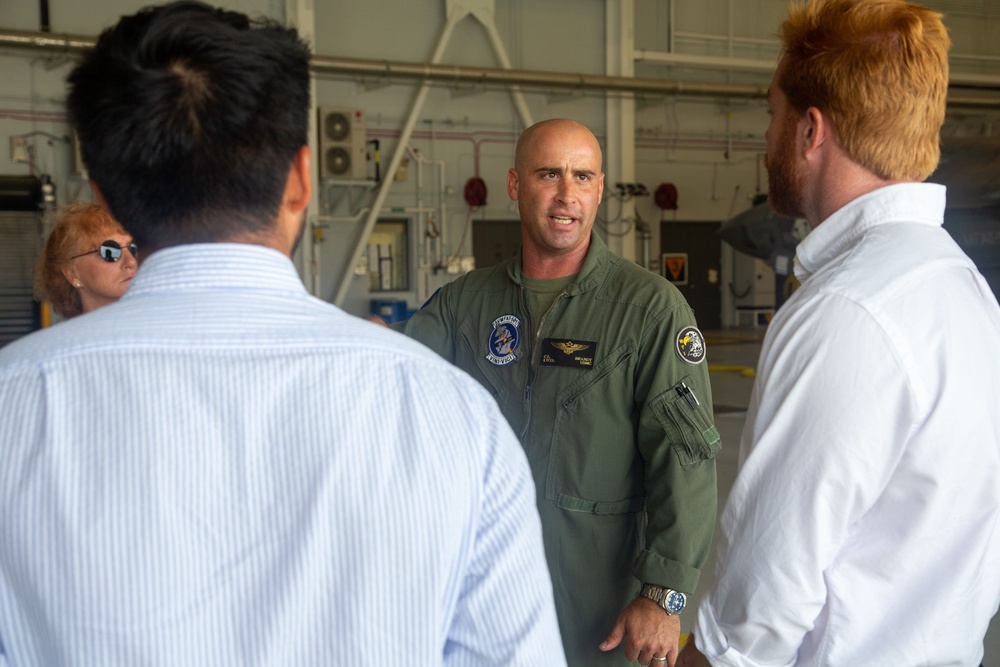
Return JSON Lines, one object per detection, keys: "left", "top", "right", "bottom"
{"left": 765, "top": 118, "right": 806, "bottom": 220}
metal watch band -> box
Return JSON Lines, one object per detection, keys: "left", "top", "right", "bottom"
{"left": 638, "top": 582, "right": 687, "bottom": 615}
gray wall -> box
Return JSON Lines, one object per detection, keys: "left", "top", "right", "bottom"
{"left": 2, "top": 0, "right": 999, "bottom": 320}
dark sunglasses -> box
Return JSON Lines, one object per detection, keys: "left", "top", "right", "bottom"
{"left": 72, "top": 239, "right": 139, "bottom": 263}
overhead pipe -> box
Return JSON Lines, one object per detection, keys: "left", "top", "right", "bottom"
{"left": 0, "top": 28, "right": 92, "bottom": 52}
{"left": 1, "top": 28, "right": 999, "bottom": 107}
{"left": 309, "top": 53, "right": 770, "bottom": 99}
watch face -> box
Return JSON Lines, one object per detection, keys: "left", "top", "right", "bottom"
{"left": 665, "top": 590, "right": 686, "bottom": 614}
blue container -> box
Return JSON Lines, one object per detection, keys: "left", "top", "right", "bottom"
{"left": 370, "top": 299, "right": 408, "bottom": 323}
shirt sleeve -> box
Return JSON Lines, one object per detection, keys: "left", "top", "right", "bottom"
{"left": 402, "top": 287, "right": 458, "bottom": 363}
{"left": 443, "top": 383, "right": 567, "bottom": 666}
{"left": 694, "top": 294, "right": 914, "bottom": 666}
{"left": 633, "top": 301, "right": 720, "bottom": 594}
{"left": 0, "top": 361, "right": 46, "bottom": 665}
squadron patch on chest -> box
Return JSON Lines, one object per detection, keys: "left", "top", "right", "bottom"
{"left": 540, "top": 339, "right": 597, "bottom": 369}
{"left": 675, "top": 326, "right": 706, "bottom": 365}
{"left": 486, "top": 314, "right": 521, "bottom": 366}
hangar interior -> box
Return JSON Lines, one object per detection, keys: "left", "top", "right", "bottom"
{"left": 1, "top": 0, "right": 999, "bottom": 661}
{"left": 3, "top": 0, "right": 999, "bottom": 337}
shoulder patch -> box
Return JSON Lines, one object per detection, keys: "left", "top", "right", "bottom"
{"left": 675, "top": 326, "right": 706, "bottom": 365}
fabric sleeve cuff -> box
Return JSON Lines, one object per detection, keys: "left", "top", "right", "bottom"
{"left": 633, "top": 548, "right": 701, "bottom": 594}
{"left": 694, "top": 596, "right": 797, "bottom": 667}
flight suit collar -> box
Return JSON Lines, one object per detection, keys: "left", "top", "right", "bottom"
{"left": 507, "top": 231, "right": 610, "bottom": 295}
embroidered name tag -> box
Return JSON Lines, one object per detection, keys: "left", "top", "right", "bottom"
{"left": 540, "top": 339, "right": 597, "bottom": 368}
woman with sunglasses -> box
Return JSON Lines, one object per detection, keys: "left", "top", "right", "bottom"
{"left": 34, "top": 201, "right": 138, "bottom": 319}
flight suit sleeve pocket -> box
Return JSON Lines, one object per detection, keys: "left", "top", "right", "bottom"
{"left": 651, "top": 381, "right": 721, "bottom": 466}
{"left": 555, "top": 493, "right": 645, "bottom": 515}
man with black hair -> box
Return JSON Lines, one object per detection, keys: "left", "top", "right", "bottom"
{"left": 0, "top": 3, "right": 565, "bottom": 665}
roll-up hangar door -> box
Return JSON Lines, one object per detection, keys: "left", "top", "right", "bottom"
{"left": 0, "top": 175, "right": 44, "bottom": 347}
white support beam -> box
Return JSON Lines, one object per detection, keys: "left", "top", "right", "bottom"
{"left": 473, "top": 6, "right": 534, "bottom": 129}
{"left": 605, "top": 0, "right": 637, "bottom": 262}
{"left": 332, "top": 0, "right": 534, "bottom": 307}
{"left": 332, "top": 8, "right": 464, "bottom": 307}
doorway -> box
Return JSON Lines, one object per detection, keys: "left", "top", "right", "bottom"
{"left": 660, "top": 221, "right": 722, "bottom": 329}
{"left": 472, "top": 219, "right": 521, "bottom": 269}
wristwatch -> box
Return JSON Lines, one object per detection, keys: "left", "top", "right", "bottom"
{"left": 638, "top": 583, "right": 687, "bottom": 615}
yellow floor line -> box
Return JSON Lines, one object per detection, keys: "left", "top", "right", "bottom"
{"left": 708, "top": 365, "right": 756, "bottom": 378}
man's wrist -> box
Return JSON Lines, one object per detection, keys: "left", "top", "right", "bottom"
{"left": 637, "top": 582, "right": 687, "bottom": 615}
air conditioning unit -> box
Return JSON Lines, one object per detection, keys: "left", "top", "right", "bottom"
{"left": 318, "top": 107, "right": 367, "bottom": 181}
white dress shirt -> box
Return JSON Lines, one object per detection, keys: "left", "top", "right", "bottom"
{"left": 0, "top": 243, "right": 566, "bottom": 667}
{"left": 695, "top": 184, "right": 1000, "bottom": 666}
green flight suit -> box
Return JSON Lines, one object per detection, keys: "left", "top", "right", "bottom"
{"left": 402, "top": 233, "right": 719, "bottom": 665}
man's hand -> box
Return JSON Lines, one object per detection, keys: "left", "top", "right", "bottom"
{"left": 676, "top": 632, "right": 712, "bottom": 667}
{"left": 599, "top": 596, "right": 680, "bottom": 666}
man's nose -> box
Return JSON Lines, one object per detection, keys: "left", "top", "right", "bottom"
{"left": 555, "top": 178, "right": 575, "bottom": 202}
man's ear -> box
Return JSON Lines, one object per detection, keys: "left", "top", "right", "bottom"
{"left": 284, "top": 145, "right": 312, "bottom": 214}
{"left": 506, "top": 167, "right": 519, "bottom": 202}
{"left": 802, "top": 107, "right": 827, "bottom": 155}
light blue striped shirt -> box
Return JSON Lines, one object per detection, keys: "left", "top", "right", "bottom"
{"left": 0, "top": 243, "right": 565, "bottom": 667}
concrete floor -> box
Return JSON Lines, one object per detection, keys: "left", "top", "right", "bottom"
{"left": 682, "top": 328, "right": 1000, "bottom": 666}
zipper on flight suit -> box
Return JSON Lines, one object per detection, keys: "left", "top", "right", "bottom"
{"left": 518, "top": 284, "right": 568, "bottom": 441}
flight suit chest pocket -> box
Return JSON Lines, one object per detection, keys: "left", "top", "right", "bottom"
{"left": 651, "top": 379, "right": 721, "bottom": 466}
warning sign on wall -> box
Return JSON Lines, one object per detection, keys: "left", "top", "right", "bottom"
{"left": 662, "top": 252, "right": 689, "bottom": 286}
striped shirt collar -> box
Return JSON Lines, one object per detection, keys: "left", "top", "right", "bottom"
{"left": 123, "top": 243, "right": 307, "bottom": 299}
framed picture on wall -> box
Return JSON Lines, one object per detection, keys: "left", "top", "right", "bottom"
{"left": 662, "top": 252, "right": 689, "bottom": 286}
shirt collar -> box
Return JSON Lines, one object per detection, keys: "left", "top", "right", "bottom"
{"left": 508, "top": 231, "right": 609, "bottom": 294}
{"left": 794, "top": 183, "right": 946, "bottom": 281}
{"left": 122, "top": 243, "right": 307, "bottom": 299}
